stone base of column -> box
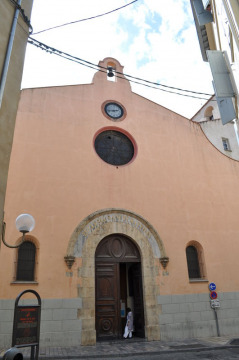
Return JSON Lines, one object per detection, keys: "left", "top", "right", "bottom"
{"left": 81, "top": 329, "right": 96, "bottom": 345}
{"left": 145, "top": 325, "right": 161, "bottom": 341}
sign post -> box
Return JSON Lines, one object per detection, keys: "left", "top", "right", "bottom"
{"left": 12, "top": 290, "right": 41, "bottom": 360}
{"left": 208, "top": 283, "right": 220, "bottom": 337}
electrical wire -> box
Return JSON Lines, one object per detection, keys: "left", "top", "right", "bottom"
{"left": 8, "top": 0, "right": 33, "bottom": 33}
{"left": 27, "top": 37, "right": 214, "bottom": 100}
{"left": 33, "top": 0, "right": 139, "bottom": 35}
{"left": 28, "top": 36, "right": 214, "bottom": 101}
{"left": 74, "top": 55, "right": 213, "bottom": 97}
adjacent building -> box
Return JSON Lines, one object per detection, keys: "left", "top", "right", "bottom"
{"left": 1, "top": 57, "right": 239, "bottom": 348}
{"left": 192, "top": 95, "right": 239, "bottom": 160}
{"left": 0, "top": 0, "right": 34, "bottom": 242}
{"left": 190, "top": 0, "right": 239, "bottom": 125}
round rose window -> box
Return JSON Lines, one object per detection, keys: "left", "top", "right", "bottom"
{"left": 94, "top": 130, "right": 134, "bottom": 166}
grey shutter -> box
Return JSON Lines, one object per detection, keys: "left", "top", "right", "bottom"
{"left": 207, "top": 51, "right": 237, "bottom": 124}
{"left": 207, "top": 50, "right": 235, "bottom": 97}
{"left": 190, "top": 0, "right": 212, "bottom": 61}
{"left": 191, "top": 0, "right": 213, "bottom": 26}
{"left": 216, "top": 97, "right": 236, "bottom": 125}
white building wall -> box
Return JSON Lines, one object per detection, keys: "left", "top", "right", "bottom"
{"left": 211, "top": 0, "right": 239, "bottom": 113}
{"left": 215, "top": 0, "right": 239, "bottom": 90}
{"left": 192, "top": 96, "right": 239, "bottom": 160}
{"left": 200, "top": 119, "right": 239, "bottom": 160}
{"left": 192, "top": 0, "right": 239, "bottom": 125}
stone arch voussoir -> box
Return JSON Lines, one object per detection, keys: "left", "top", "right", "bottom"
{"left": 67, "top": 208, "right": 167, "bottom": 259}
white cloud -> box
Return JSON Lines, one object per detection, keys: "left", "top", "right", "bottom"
{"left": 22, "top": 0, "right": 213, "bottom": 118}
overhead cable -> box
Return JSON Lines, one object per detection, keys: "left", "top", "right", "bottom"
{"left": 8, "top": 0, "right": 33, "bottom": 33}
{"left": 33, "top": 0, "right": 139, "bottom": 35}
{"left": 28, "top": 37, "right": 214, "bottom": 101}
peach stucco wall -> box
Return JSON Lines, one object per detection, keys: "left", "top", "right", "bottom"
{"left": 2, "top": 58, "right": 239, "bottom": 300}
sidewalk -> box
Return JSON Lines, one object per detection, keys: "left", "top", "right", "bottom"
{"left": 1, "top": 336, "right": 239, "bottom": 359}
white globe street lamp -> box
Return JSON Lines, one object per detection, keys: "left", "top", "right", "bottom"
{"left": 15, "top": 214, "right": 35, "bottom": 233}
{"left": 2, "top": 213, "right": 35, "bottom": 248}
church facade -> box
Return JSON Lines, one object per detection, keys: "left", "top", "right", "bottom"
{"left": 1, "top": 58, "right": 239, "bottom": 347}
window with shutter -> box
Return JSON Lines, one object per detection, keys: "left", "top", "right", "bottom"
{"left": 16, "top": 241, "right": 36, "bottom": 281}
{"left": 186, "top": 245, "right": 201, "bottom": 279}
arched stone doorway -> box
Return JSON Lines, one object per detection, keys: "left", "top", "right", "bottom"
{"left": 66, "top": 208, "right": 169, "bottom": 345}
{"left": 95, "top": 234, "right": 144, "bottom": 341}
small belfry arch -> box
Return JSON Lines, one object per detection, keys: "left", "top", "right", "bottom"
{"left": 66, "top": 208, "right": 169, "bottom": 345}
{"left": 92, "top": 57, "right": 131, "bottom": 91}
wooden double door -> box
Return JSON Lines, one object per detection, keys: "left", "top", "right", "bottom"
{"left": 95, "top": 234, "right": 145, "bottom": 341}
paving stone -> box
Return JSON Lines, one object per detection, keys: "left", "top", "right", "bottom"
{"left": 2, "top": 336, "right": 239, "bottom": 359}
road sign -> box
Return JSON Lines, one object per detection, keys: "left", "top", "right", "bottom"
{"left": 210, "top": 299, "right": 220, "bottom": 309}
{"left": 209, "top": 282, "right": 216, "bottom": 291}
{"left": 210, "top": 291, "right": 218, "bottom": 299}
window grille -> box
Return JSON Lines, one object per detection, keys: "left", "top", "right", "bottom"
{"left": 186, "top": 246, "right": 200, "bottom": 278}
{"left": 16, "top": 241, "right": 36, "bottom": 281}
{"left": 94, "top": 130, "right": 134, "bottom": 166}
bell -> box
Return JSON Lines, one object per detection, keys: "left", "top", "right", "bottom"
{"left": 107, "top": 67, "right": 114, "bottom": 78}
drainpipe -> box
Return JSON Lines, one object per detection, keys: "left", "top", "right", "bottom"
{"left": 0, "top": 0, "right": 22, "bottom": 108}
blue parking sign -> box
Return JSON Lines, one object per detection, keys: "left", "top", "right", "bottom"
{"left": 209, "top": 282, "right": 216, "bottom": 291}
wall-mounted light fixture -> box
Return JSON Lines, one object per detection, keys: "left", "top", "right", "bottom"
{"left": 2, "top": 213, "right": 35, "bottom": 248}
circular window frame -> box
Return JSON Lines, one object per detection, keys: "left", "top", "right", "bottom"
{"left": 93, "top": 127, "right": 137, "bottom": 167}
{"left": 101, "top": 100, "right": 127, "bottom": 122}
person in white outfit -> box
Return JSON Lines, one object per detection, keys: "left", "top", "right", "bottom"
{"left": 123, "top": 307, "right": 133, "bottom": 339}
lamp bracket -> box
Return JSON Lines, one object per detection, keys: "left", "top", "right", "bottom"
{"left": 1, "top": 221, "right": 27, "bottom": 248}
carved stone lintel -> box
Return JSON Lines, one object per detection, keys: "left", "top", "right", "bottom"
{"left": 64, "top": 255, "right": 75, "bottom": 269}
{"left": 160, "top": 257, "right": 169, "bottom": 269}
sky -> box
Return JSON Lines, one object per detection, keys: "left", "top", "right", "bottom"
{"left": 21, "top": 0, "right": 214, "bottom": 118}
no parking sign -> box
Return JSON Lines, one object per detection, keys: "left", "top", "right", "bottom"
{"left": 210, "top": 291, "right": 218, "bottom": 300}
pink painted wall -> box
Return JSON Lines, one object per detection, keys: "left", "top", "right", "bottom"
{"left": 2, "top": 58, "right": 239, "bottom": 299}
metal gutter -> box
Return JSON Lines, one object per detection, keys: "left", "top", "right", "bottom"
{"left": 0, "top": 0, "right": 22, "bottom": 108}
